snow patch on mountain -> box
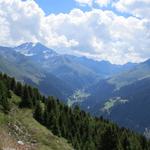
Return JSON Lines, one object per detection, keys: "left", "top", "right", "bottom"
{"left": 14, "top": 42, "right": 58, "bottom": 59}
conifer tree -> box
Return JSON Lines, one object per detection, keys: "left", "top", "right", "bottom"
{"left": 15, "top": 82, "right": 23, "bottom": 97}
{"left": 0, "top": 80, "right": 10, "bottom": 113}
{"left": 10, "top": 77, "right": 16, "bottom": 91}
{"left": 34, "top": 101, "right": 43, "bottom": 123}
{"left": 20, "top": 85, "right": 33, "bottom": 108}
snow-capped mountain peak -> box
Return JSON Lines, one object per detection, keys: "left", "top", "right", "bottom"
{"left": 14, "top": 42, "right": 58, "bottom": 59}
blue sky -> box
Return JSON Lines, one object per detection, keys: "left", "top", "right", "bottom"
{"left": 36, "top": 0, "right": 91, "bottom": 15}
{"left": 35, "top": 0, "right": 90, "bottom": 14}
{"left": 35, "top": 0, "right": 130, "bottom": 17}
{"left": 35, "top": 0, "right": 76, "bottom": 14}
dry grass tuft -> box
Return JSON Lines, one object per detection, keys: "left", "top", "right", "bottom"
{"left": 0, "top": 128, "right": 35, "bottom": 150}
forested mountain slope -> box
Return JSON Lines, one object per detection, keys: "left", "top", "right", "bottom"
{"left": 80, "top": 77, "right": 150, "bottom": 133}
{"left": 0, "top": 72, "right": 150, "bottom": 150}
{"left": 79, "top": 59, "right": 150, "bottom": 133}
{"left": 0, "top": 76, "right": 73, "bottom": 150}
{"left": 100, "top": 77, "right": 150, "bottom": 133}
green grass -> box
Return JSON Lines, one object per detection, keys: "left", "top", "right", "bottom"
{"left": 67, "top": 89, "right": 90, "bottom": 107}
{"left": 13, "top": 109, "right": 73, "bottom": 150}
{"left": 0, "top": 112, "right": 8, "bottom": 125}
{"left": 0, "top": 93, "right": 73, "bottom": 150}
{"left": 9, "top": 91, "right": 21, "bottom": 105}
{"left": 101, "top": 97, "right": 128, "bottom": 113}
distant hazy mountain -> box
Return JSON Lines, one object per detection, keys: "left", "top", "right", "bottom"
{"left": 84, "top": 58, "right": 150, "bottom": 107}
{"left": 105, "top": 77, "right": 150, "bottom": 133}
{"left": 79, "top": 59, "right": 150, "bottom": 133}
{"left": 0, "top": 42, "right": 137, "bottom": 100}
{"left": 0, "top": 45, "right": 73, "bottom": 100}
{"left": 1, "top": 42, "right": 150, "bottom": 134}
{"left": 14, "top": 43, "right": 98, "bottom": 89}
{"left": 14, "top": 42, "right": 136, "bottom": 89}
{"left": 108, "top": 59, "right": 150, "bottom": 89}
{"left": 69, "top": 56, "right": 136, "bottom": 78}
{"left": 15, "top": 42, "right": 58, "bottom": 62}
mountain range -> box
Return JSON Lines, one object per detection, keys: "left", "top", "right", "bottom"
{"left": 1, "top": 42, "right": 150, "bottom": 134}
{"left": 80, "top": 59, "right": 150, "bottom": 133}
{"left": 0, "top": 42, "right": 136, "bottom": 98}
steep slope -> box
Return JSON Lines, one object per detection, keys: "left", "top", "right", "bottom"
{"left": 79, "top": 79, "right": 115, "bottom": 113}
{"left": 100, "top": 77, "right": 150, "bottom": 133}
{"left": 0, "top": 43, "right": 136, "bottom": 102}
{"left": 82, "top": 58, "right": 150, "bottom": 111}
{"left": 0, "top": 94, "right": 73, "bottom": 150}
{"left": 14, "top": 43, "right": 100, "bottom": 89}
{"left": 108, "top": 59, "right": 150, "bottom": 89}
{"left": 79, "top": 59, "right": 150, "bottom": 133}
{"left": 0, "top": 46, "right": 43, "bottom": 82}
{"left": 0, "top": 46, "right": 73, "bottom": 100}
{"left": 1, "top": 72, "right": 150, "bottom": 150}
{"left": 14, "top": 42, "right": 136, "bottom": 89}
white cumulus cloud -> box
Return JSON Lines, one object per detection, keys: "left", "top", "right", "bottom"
{"left": 114, "top": 0, "right": 150, "bottom": 19}
{"left": 74, "top": 0, "right": 93, "bottom": 6}
{"left": 0, "top": 0, "right": 149, "bottom": 64}
{"left": 0, "top": 0, "right": 77, "bottom": 48}
{"left": 95, "top": 0, "right": 111, "bottom": 7}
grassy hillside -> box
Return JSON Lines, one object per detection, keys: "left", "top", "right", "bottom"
{"left": 0, "top": 93, "right": 73, "bottom": 150}
{"left": 1, "top": 72, "right": 150, "bottom": 150}
{"left": 108, "top": 59, "right": 150, "bottom": 89}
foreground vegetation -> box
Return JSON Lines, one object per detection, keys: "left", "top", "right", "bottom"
{"left": 0, "top": 94, "right": 73, "bottom": 150}
{"left": 0, "top": 72, "right": 150, "bottom": 150}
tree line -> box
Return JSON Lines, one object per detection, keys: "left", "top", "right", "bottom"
{"left": 0, "top": 72, "right": 150, "bottom": 150}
